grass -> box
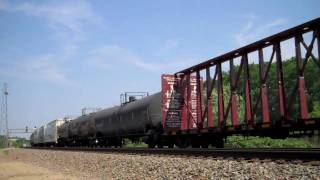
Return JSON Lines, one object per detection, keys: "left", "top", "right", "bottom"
{"left": 0, "top": 148, "right": 9, "bottom": 155}
{"left": 123, "top": 139, "right": 148, "bottom": 148}
{"left": 123, "top": 136, "right": 316, "bottom": 148}
{"left": 225, "top": 136, "right": 315, "bottom": 148}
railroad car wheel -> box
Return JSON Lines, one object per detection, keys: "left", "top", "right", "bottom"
{"left": 115, "top": 138, "right": 123, "bottom": 148}
{"left": 148, "top": 142, "right": 156, "bottom": 148}
{"left": 176, "top": 137, "right": 190, "bottom": 148}
{"left": 215, "top": 138, "right": 224, "bottom": 148}
{"left": 201, "top": 143, "right": 209, "bottom": 148}
{"left": 191, "top": 140, "right": 200, "bottom": 148}
{"left": 168, "top": 143, "right": 174, "bottom": 148}
{"left": 147, "top": 133, "right": 159, "bottom": 148}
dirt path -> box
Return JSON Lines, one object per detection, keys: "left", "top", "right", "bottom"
{"left": 0, "top": 149, "right": 78, "bottom": 180}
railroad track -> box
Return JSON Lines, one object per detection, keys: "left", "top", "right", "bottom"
{"left": 27, "top": 147, "right": 320, "bottom": 162}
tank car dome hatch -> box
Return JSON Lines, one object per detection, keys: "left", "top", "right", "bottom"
{"left": 120, "top": 92, "right": 149, "bottom": 106}
{"left": 129, "top": 96, "right": 136, "bottom": 102}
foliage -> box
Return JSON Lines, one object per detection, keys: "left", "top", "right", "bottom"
{"left": 123, "top": 138, "right": 148, "bottom": 148}
{"left": 225, "top": 135, "right": 314, "bottom": 148}
{"left": 0, "top": 135, "right": 5, "bottom": 148}
{"left": 204, "top": 57, "right": 320, "bottom": 125}
{"left": 310, "top": 101, "right": 320, "bottom": 118}
{"left": 10, "top": 138, "right": 30, "bottom": 148}
{"left": 0, "top": 135, "right": 30, "bottom": 148}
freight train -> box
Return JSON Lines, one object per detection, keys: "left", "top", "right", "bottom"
{"left": 31, "top": 92, "right": 174, "bottom": 148}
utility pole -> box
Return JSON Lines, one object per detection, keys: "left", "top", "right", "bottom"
{"left": 2, "top": 83, "right": 9, "bottom": 147}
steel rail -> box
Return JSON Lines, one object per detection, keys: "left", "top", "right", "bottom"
{"left": 26, "top": 147, "right": 320, "bottom": 161}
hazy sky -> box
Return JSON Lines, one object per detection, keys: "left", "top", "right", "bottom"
{"left": 0, "top": 0, "right": 319, "bottom": 137}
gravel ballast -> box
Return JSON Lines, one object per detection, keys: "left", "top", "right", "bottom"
{"left": 6, "top": 149, "right": 320, "bottom": 179}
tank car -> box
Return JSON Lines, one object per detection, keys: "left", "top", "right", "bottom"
{"left": 57, "top": 120, "right": 69, "bottom": 146}
{"left": 54, "top": 92, "right": 163, "bottom": 147}
{"left": 67, "top": 113, "right": 95, "bottom": 146}
{"left": 94, "top": 106, "right": 122, "bottom": 146}
{"left": 79, "top": 114, "right": 95, "bottom": 143}
{"left": 37, "top": 126, "right": 45, "bottom": 146}
{"left": 30, "top": 129, "right": 37, "bottom": 146}
{"left": 32, "top": 92, "right": 163, "bottom": 148}
{"left": 33, "top": 128, "right": 40, "bottom": 145}
{"left": 94, "top": 92, "right": 162, "bottom": 147}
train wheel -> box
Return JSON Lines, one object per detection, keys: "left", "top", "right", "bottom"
{"left": 191, "top": 140, "right": 200, "bottom": 148}
{"left": 147, "top": 134, "right": 157, "bottom": 148}
{"left": 148, "top": 142, "right": 156, "bottom": 148}
{"left": 191, "top": 144, "right": 200, "bottom": 148}
{"left": 201, "top": 143, "right": 209, "bottom": 148}
{"left": 215, "top": 138, "right": 224, "bottom": 148}
{"left": 168, "top": 143, "right": 174, "bottom": 148}
{"left": 176, "top": 137, "right": 190, "bottom": 148}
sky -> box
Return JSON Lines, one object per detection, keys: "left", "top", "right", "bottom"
{"left": 0, "top": 0, "right": 319, "bottom": 138}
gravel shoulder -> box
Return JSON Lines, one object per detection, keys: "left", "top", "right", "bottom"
{"left": 2, "top": 148, "right": 320, "bottom": 180}
{"left": 0, "top": 149, "right": 78, "bottom": 180}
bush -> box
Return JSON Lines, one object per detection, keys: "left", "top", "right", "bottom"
{"left": 123, "top": 138, "right": 148, "bottom": 148}
{"left": 0, "top": 135, "right": 5, "bottom": 148}
{"left": 0, "top": 136, "right": 30, "bottom": 148}
{"left": 11, "top": 138, "right": 30, "bottom": 148}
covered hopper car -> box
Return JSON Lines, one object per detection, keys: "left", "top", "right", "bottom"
{"left": 31, "top": 119, "right": 65, "bottom": 146}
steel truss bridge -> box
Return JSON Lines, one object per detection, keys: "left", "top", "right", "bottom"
{"left": 163, "top": 18, "right": 320, "bottom": 138}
